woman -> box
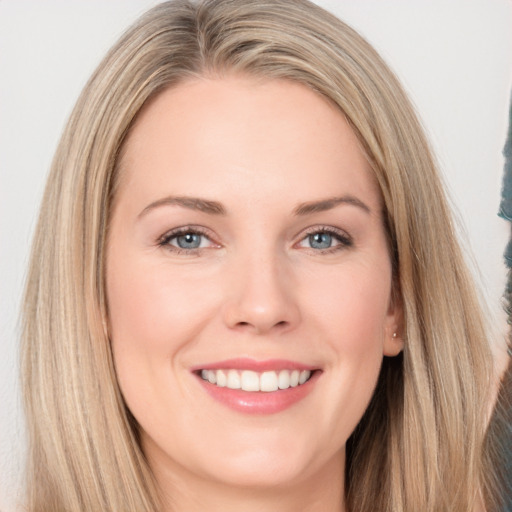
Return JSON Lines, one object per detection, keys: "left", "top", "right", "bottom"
{"left": 21, "top": 1, "right": 492, "bottom": 511}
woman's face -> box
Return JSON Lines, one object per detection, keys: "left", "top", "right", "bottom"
{"left": 107, "top": 76, "right": 402, "bottom": 493}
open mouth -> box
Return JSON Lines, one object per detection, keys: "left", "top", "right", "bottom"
{"left": 193, "top": 360, "right": 321, "bottom": 413}
{"left": 197, "top": 368, "right": 314, "bottom": 392}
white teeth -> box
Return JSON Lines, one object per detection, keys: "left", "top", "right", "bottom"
{"left": 299, "top": 370, "right": 309, "bottom": 385}
{"left": 227, "top": 369, "right": 241, "bottom": 389}
{"left": 216, "top": 369, "right": 227, "bottom": 387}
{"left": 278, "top": 369, "right": 290, "bottom": 389}
{"left": 241, "top": 370, "right": 260, "bottom": 391}
{"left": 200, "top": 369, "right": 312, "bottom": 391}
{"left": 260, "top": 371, "right": 279, "bottom": 392}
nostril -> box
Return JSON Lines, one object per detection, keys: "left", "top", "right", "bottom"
{"left": 233, "top": 319, "right": 289, "bottom": 333}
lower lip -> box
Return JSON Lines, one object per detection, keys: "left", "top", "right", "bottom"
{"left": 196, "top": 371, "right": 320, "bottom": 414}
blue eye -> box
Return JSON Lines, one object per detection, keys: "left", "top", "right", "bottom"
{"left": 298, "top": 228, "right": 352, "bottom": 252}
{"left": 174, "top": 232, "right": 203, "bottom": 249}
{"left": 159, "top": 228, "right": 215, "bottom": 253}
{"left": 308, "top": 232, "right": 333, "bottom": 249}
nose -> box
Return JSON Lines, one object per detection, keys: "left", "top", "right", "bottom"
{"left": 222, "top": 251, "right": 301, "bottom": 335}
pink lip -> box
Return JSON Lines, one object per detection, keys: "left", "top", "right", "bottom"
{"left": 191, "top": 358, "right": 321, "bottom": 415}
{"left": 191, "top": 358, "right": 317, "bottom": 372}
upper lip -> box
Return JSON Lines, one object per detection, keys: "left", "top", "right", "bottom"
{"left": 191, "top": 358, "right": 319, "bottom": 372}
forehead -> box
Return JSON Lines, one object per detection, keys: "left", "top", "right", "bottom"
{"left": 117, "top": 75, "right": 381, "bottom": 213}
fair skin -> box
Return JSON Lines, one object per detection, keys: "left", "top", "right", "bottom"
{"left": 106, "top": 76, "right": 403, "bottom": 512}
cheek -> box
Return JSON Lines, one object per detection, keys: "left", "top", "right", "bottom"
{"left": 106, "top": 255, "right": 223, "bottom": 435}
{"left": 303, "top": 259, "right": 392, "bottom": 351}
{"left": 300, "top": 261, "right": 392, "bottom": 427}
{"left": 108, "top": 256, "right": 219, "bottom": 355}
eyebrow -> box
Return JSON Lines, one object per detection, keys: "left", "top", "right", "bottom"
{"left": 138, "top": 195, "right": 226, "bottom": 218}
{"left": 138, "top": 194, "right": 371, "bottom": 219}
{"left": 293, "top": 196, "right": 371, "bottom": 216}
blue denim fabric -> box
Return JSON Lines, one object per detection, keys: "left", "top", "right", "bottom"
{"left": 499, "top": 92, "right": 512, "bottom": 268}
{"left": 498, "top": 91, "right": 512, "bottom": 512}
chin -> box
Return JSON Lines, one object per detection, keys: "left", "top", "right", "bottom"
{"left": 197, "top": 432, "right": 340, "bottom": 491}
{"left": 203, "top": 456, "right": 315, "bottom": 490}
{"left": 145, "top": 427, "right": 331, "bottom": 492}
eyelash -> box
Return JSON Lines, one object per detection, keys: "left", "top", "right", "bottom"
{"left": 298, "top": 226, "right": 353, "bottom": 254}
{"left": 157, "top": 226, "right": 216, "bottom": 255}
{"left": 157, "top": 225, "right": 353, "bottom": 255}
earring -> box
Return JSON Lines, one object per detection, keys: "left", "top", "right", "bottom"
{"left": 392, "top": 332, "right": 397, "bottom": 339}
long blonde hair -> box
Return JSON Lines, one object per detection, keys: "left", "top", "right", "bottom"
{"left": 21, "top": 1, "right": 492, "bottom": 510}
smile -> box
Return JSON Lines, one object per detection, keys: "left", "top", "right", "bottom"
{"left": 193, "top": 359, "right": 320, "bottom": 414}
{"left": 199, "top": 369, "right": 312, "bottom": 392}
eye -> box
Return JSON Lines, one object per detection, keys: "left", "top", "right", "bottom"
{"left": 297, "top": 227, "right": 352, "bottom": 252}
{"left": 158, "top": 227, "right": 217, "bottom": 253}
{"left": 172, "top": 232, "right": 206, "bottom": 249}
{"left": 308, "top": 232, "right": 334, "bottom": 250}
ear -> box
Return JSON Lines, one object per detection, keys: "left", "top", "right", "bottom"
{"left": 383, "top": 285, "right": 404, "bottom": 357}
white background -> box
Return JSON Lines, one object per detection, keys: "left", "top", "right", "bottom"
{"left": 1, "top": 1, "right": 511, "bottom": 509}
